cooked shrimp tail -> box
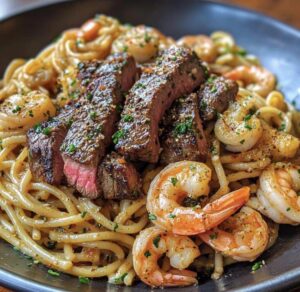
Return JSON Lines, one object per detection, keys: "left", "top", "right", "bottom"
{"left": 147, "top": 161, "right": 250, "bottom": 235}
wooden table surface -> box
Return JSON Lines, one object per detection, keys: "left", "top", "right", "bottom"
{"left": 0, "top": 0, "right": 299, "bottom": 291}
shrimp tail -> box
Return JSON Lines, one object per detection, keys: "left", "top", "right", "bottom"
{"left": 160, "top": 270, "right": 198, "bottom": 287}
{"left": 173, "top": 187, "right": 250, "bottom": 235}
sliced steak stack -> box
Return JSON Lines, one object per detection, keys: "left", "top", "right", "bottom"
{"left": 61, "top": 54, "right": 137, "bottom": 199}
{"left": 27, "top": 104, "right": 75, "bottom": 185}
{"left": 160, "top": 93, "right": 208, "bottom": 164}
{"left": 99, "top": 152, "right": 142, "bottom": 200}
{"left": 198, "top": 75, "right": 238, "bottom": 121}
{"left": 115, "top": 46, "right": 206, "bottom": 163}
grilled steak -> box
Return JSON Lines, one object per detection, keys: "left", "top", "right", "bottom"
{"left": 62, "top": 53, "right": 137, "bottom": 198}
{"left": 115, "top": 46, "right": 206, "bottom": 163}
{"left": 198, "top": 75, "right": 238, "bottom": 121}
{"left": 99, "top": 152, "right": 142, "bottom": 200}
{"left": 160, "top": 93, "right": 207, "bottom": 164}
{"left": 27, "top": 105, "right": 75, "bottom": 185}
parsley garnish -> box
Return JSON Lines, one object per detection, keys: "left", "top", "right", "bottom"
{"left": 112, "top": 130, "right": 125, "bottom": 144}
{"left": 174, "top": 117, "right": 193, "bottom": 135}
{"left": 114, "top": 273, "right": 128, "bottom": 284}
{"left": 244, "top": 124, "right": 252, "bottom": 130}
{"left": 240, "top": 139, "right": 245, "bottom": 144}
{"left": 144, "top": 250, "right": 151, "bottom": 257}
{"left": 89, "top": 111, "right": 96, "bottom": 120}
{"left": 113, "top": 223, "right": 119, "bottom": 232}
{"left": 168, "top": 214, "right": 176, "bottom": 219}
{"left": 123, "top": 114, "right": 133, "bottom": 122}
{"left": 12, "top": 105, "right": 21, "bottom": 113}
{"left": 86, "top": 92, "right": 93, "bottom": 101}
{"left": 81, "top": 211, "right": 87, "bottom": 218}
{"left": 251, "top": 261, "right": 264, "bottom": 272}
{"left": 42, "top": 127, "right": 51, "bottom": 136}
{"left": 48, "top": 269, "right": 60, "bottom": 277}
{"left": 209, "top": 233, "right": 218, "bottom": 240}
{"left": 28, "top": 110, "right": 34, "bottom": 117}
{"left": 79, "top": 276, "right": 90, "bottom": 284}
{"left": 286, "top": 207, "right": 291, "bottom": 211}
{"left": 135, "top": 83, "right": 146, "bottom": 89}
{"left": 148, "top": 213, "right": 157, "bottom": 221}
{"left": 67, "top": 144, "right": 76, "bottom": 154}
{"left": 278, "top": 123, "right": 286, "bottom": 131}
{"left": 153, "top": 236, "right": 161, "bottom": 248}
{"left": 46, "top": 241, "right": 57, "bottom": 250}
{"left": 170, "top": 177, "right": 178, "bottom": 186}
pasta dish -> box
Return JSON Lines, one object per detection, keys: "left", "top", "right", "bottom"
{"left": 0, "top": 15, "right": 299, "bottom": 288}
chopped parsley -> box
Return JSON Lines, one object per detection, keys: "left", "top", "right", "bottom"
{"left": 89, "top": 111, "right": 97, "bottom": 120}
{"left": 170, "top": 177, "right": 178, "bottom": 186}
{"left": 244, "top": 124, "right": 252, "bottom": 130}
{"left": 240, "top": 139, "right": 245, "bottom": 144}
{"left": 86, "top": 92, "right": 93, "bottom": 101}
{"left": 67, "top": 144, "right": 76, "bottom": 154}
{"left": 48, "top": 269, "right": 60, "bottom": 277}
{"left": 123, "top": 114, "right": 133, "bottom": 122}
{"left": 81, "top": 211, "right": 87, "bottom": 218}
{"left": 148, "top": 213, "right": 157, "bottom": 221}
{"left": 153, "top": 236, "right": 161, "bottom": 248}
{"left": 168, "top": 213, "right": 176, "bottom": 219}
{"left": 42, "top": 127, "right": 51, "bottom": 136}
{"left": 182, "top": 197, "right": 199, "bottom": 207}
{"left": 210, "top": 85, "right": 217, "bottom": 93}
{"left": 114, "top": 273, "right": 128, "bottom": 284}
{"left": 144, "top": 250, "right": 151, "bottom": 258}
{"left": 12, "top": 105, "right": 21, "bottom": 113}
{"left": 236, "top": 48, "right": 247, "bottom": 56}
{"left": 28, "top": 110, "right": 34, "bottom": 117}
{"left": 278, "top": 122, "right": 286, "bottom": 131}
{"left": 174, "top": 117, "right": 193, "bottom": 135}
{"left": 34, "top": 124, "right": 42, "bottom": 133}
{"left": 144, "top": 32, "right": 152, "bottom": 43}
{"left": 286, "top": 207, "right": 291, "bottom": 212}
{"left": 210, "top": 145, "right": 217, "bottom": 155}
{"left": 112, "top": 130, "right": 125, "bottom": 144}
{"left": 113, "top": 223, "right": 119, "bottom": 232}
{"left": 122, "top": 45, "right": 128, "bottom": 52}
{"left": 251, "top": 261, "right": 264, "bottom": 272}
{"left": 116, "top": 104, "right": 123, "bottom": 113}
{"left": 244, "top": 114, "right": 253, "bottom": 122}
{"left": 79, "top": 276, "right": 90, "bottom": 284}
{"left": 135, "top": 82, "right": 146, "bottom": 89}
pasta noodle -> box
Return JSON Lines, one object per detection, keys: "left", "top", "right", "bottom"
{"left": 0, "top": 13, "right": 298, "bottom": 287}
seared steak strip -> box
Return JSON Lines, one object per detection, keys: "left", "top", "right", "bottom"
{"left": 198, "top": 75, "right": 238, "bottom": 121}
{"left": 62, "top": 53, "right": 137, "bottom": 199}
{"left": 27, "top": 105, "right": 75, "bottom": 185}
{"left": 115, "top": 46, "right": 206, "bottom": 163}
{"left": 99, "top": 152, "right": 142, "bottom": 200}
{"left": 160, "top": 93, "right": 208, "bottom": 164}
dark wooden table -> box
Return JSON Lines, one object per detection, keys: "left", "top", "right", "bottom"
{"left": 0, "top": 0, "right": 298, "bottom": 291}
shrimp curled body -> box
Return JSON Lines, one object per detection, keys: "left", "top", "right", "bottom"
{"left": 132, "top": 226, "right": 200, "bottom": 287}
{"left": 256, "top": 163, "right": 300, "bottom": 225}
{"left": 225, "top": 65, "right": 276, "bottom": 97}
{"left": 199, "top": 206, "right": 269, "bottom": 261}
{"left": 214, "top": 88, "right": 265, "bottom": 152}
{"left": 147, "top": 161, "right": 250, "bottom": 235}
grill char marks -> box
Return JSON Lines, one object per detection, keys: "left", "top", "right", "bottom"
{"left": 160, "top": 93, "right": 208, "bottom": 164}
{"left": 27, "top": 105, "right": 75, "bottom": 185}
{"left": 62, "top": 53, "right": 137, "bottom": 198}
{"left": 198, "top": 75, "right": 238, "bottom": 121}
{"left": 99, "top": 152, "right": 142, "bottom": 200}
{"left": 115, "top": 46, "right": 206, "bottom": 163}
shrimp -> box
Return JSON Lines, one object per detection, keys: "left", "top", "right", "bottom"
{"left": 112, "top": 25, "right": 161, "bottom": 63}
{"left": 256, "top": 163, "right": 300, "bottom": 224}
{"left": 214, "top": 88, "right": 265, "bottom": 152}
{"left": 77, "top": 19, "right": 101, "bottom": 41}
{"left": 199, "top": 206, "right": 269, "bottom": 262}
{"left": 177, "top": 35, "right": 218, "bottom": 63}
{"left": 147, "top": 161, "right": 250, "bottom": 235}
{"left": 132, "top": 226, "right": 200, "bottom": 287}
{"left": 224, "top": 65, "right": 276, "bottom": 97}
{"left": 0, "top": 91, "right": 56, "bottom": 130}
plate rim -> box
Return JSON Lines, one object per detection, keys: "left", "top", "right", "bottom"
{"left": 0, "top": 0, "right": 300, "bottom": 291}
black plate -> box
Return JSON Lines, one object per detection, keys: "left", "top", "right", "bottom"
{"left": 0, "top": 1, "right": 300, "bottom": 291}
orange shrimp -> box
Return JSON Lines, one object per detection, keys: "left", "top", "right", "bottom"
{"left": 147, "top": 161, "right": 250, "bottom": 235}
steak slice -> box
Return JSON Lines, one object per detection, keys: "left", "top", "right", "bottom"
{"left": 99, "top": 152, "right": 142, "bottom": 200}
{"left": 115, "top": 46, "right": 206, "bottom": 163}
{"left": 198, "top": 75, "right": 238, "bottom": 121}
{"left": 27, "top": 105, "right": 75, "bottom": 185}
{"left": 62, "top": 53, "right": 137, "bottom": 198}
{"left": 160, "top": 93, "right": 208, "bottom": 164}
